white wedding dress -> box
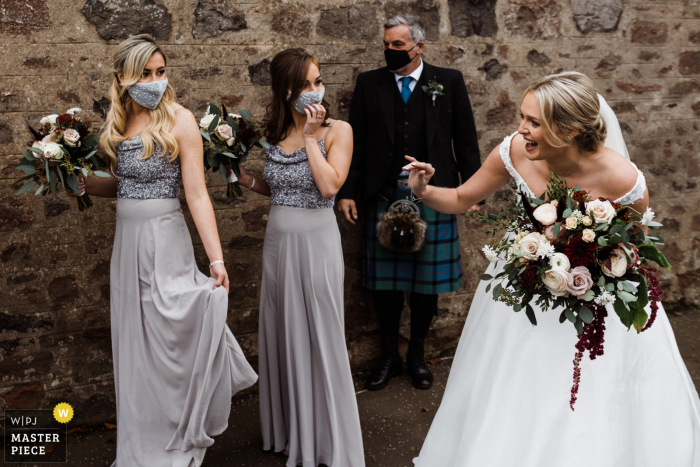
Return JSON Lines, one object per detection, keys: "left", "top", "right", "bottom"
{"left": 413, "top": 132, "right": 700, "bottom": 467}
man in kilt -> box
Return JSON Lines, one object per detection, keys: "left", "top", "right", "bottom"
{"left": 337, "top": 14, "right": 481, "bottom": 390}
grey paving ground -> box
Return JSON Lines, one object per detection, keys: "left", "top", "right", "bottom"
{"left": 3, "top": 307, "right": 700, "bottom": 467}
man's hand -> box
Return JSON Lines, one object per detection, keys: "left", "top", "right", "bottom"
{"left": 467, "top": 204, "right": 481, "bottom": 213}
{"left": 338, "top": 199, "right": 358, "bottom": 225}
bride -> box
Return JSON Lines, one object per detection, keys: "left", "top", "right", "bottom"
{"left": 405, "top": 72, "right": 700, "bottom": 466}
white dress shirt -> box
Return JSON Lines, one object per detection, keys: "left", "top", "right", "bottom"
{"left": 394, "top": 59, "right": 424, "bottom": 93}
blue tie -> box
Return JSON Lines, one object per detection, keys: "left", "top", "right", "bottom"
{"left": 401, "top": 76, "right": 413, "bottom": 103}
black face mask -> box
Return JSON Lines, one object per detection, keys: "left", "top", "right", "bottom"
{"left": 384, "top": 45, "right": 417, "bottom": 72}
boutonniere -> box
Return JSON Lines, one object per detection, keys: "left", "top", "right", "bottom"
{"left": 422, "top": 77, "right": 444, "bottom": 107}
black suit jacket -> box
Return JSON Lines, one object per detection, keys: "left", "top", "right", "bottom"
{"left": 338, "top": 62, "right": 481, "bottom": 201}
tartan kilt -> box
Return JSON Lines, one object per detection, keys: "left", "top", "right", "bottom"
{"left": 362, "top": 186, "right": 463, "bottom": 294}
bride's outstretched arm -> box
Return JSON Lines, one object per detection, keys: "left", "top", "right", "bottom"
{"left": 405, "top": 144, "right": 511, "bottom": 214}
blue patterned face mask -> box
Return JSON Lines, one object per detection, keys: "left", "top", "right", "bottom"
{"left": 127, "top": 78, "right": 168, "bottom": 110}
{"left": 287, "top": 87, "right": 325, "bottom": 114}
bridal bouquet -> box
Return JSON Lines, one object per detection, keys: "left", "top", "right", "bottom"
{"left": 469, "top": 173, "right": 669, "bottom": 409}
{"left": 14, "top": 108, "right": 109, "bottom": 211}
{"left": 199, "top": 103, "right": 268, "bottom": 197}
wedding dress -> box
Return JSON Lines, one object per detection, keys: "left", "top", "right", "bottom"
{"left": 413, "top": 130, "right": 700, "bottom": 467}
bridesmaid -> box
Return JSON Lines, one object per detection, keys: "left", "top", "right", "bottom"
{"left": 74, "top": 34, "right": 257, "bottom": 466}
{"left": 232, "top": 48, "right": 365, "bottom": 466}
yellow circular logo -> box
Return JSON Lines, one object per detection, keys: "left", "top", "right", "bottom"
{"left": 53, "top": 402, "right": 74, "bottom": 423}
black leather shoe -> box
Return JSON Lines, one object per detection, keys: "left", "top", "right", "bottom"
{"left": 407, "top": 339, "right": 433, "bottom": 390}
{"left": 365, "top": 335, "right": 402, "bottom": 391}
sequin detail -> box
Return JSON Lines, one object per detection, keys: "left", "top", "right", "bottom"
{"left": 115, "top": 134, "right": 181, "bottom": 199}
{"left": 264, "top": 139, "right": 334, "bottom": 210}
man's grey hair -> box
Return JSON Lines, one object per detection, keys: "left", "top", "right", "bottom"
{"left": 384, "top": 14, "right": 426, "bottom": 44}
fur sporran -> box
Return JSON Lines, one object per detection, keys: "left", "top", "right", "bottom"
{"left": 377, "top": 200, "right": 427, "bottom": 253}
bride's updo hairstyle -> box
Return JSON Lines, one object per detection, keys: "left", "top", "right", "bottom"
{"left": 523, "top": 71, "right": 607, "bottom": 153}
{"left": 100, "top": 34, "right": 179, "bottom": 172}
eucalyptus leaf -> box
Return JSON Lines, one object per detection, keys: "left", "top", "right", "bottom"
{"left": 598, "top": 236, "right": 608, "bottom": 246}
{"left": 565, "top": 308, "right": 576, "bottom": 323}
{"left": 530, "top": 198, "right": 544, "bottom": 205}
{"left": 66, "top": 173, "right": 79, "bottom": 193}
{"left": 636, "top": 274, "right": 649, "bottom": 311}
{"left": 559, "top": 311, "right": 567, "bottom": 324}
{"left": 605, "top": 283, "right": 615, "bottom": 292}
{"left": 633, "top": 309, "right": 649, "bottom": 333}
{"left": 29, "top": 147, "right": 44, "bottom": 155}
{"left": 259, "top": 140, "right": 270, "bottom": 149}
{"left": 16, "top": 165, "right": 35, "bottom": 175}
{"left": 200, "top": 128, "right": 211, "bottom": 142}
{"left": 553, "top": 222, "right": 561, "bottom": 238}
{"left": 617, "top": 290, "right": 637, "bottom": 302}
{"left": 638, "top": 243, "right": 671, "bottom": 269}
{"left": 208, "top": 115, "right": 220, "bottom": 135}
{"left": 594, "top": 222, "right": 608, "bottom": 231}
{"left": 94, "top": 170, "right": 111, "bottom": 177}
{"left": 238, "top": 109, "right": 253, "bottom": 120}
{"left": 583, "top": 289, "right": 595, "bottom": 302}
{"left": 479, "top": 274, "right": 493, "bottom": 281}
{"left": 16, "top": 181, "right": 36, "bottom": 195}
{"left": 574, "top": 319, "right": 584, "bottom": 335}
{"left": 35, "top": 184, "right": 45, "bottom": 195}
{"left": 485, "top": 283, "right": 491, "bottom": 293}
{"left": 219, "top": 165, "right": 227, "bottom": 182}
{"left": 240, "top": 142, "right": 247, "bottom": 153}
{"left": 598, "top": 276, "right": 606, "bottom": 287}
{"left": 493, "top": 283, "right": 503, "bottom": 300}
{"left": 562, "top": 208, "right": 572, "bottom": 218}
{"left": 525, "top": 304, "right": 537, "bottom": 326}
{"left": 513, "top": 304, "right": 522, "bottom": 312}
{"left": 579, "top": 305, "right": 594, "bottom": 324}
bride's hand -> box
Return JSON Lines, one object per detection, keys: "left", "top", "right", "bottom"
{"left": 66, "top": 173, "right": 86, "bottom": 197}
{"left": 210, "top": 263, "right": 230, "bottom": 294}
{"left": 226, "top": 164, "right": 253, "bottom": 188}
{"left": 403, "top": 156, "right": 435, "bottom": 198}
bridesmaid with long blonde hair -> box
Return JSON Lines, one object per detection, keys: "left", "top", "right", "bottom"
{"left": 75, "top": 34, "right": 257, "bottom": 466}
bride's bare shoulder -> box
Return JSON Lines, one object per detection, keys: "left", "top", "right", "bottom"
{"left": 591, "top": 147, "right": 639, "bottom": 198}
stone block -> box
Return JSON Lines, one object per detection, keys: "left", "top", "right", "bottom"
{"left": 571, "top": 0, "right": 623, "bottom": 33}
{"left": 192, "top": 0, "right": 247, "bottom": 40}
{"left": 80, "top": 0, "right": 172, "bottom": 42}
{"left": 630, "top": 20, "right": 669, "bottom": 44}
{"left": 316, "top": 5, "right": 379, "bottom": 40}
{"left": 448, "top": 0, "right": 497, "bottom": 38}
{"left": 272, "top": 9, "right": 312, "bottom": 38}
{"left": 504, "top": 0, "right": 562, "bottom": 40}
{"left": 385, "top": 0, "right": 441, "bottom": 41}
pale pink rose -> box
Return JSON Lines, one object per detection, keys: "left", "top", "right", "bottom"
{"left": 215, "top": 124, "right": 233, "bottom": 141}
{"left": 602, "top": 249, "right": 628, "bottom": 278}
{"left": 566, "top": 266, "right": 594, "bottom": 299}
{"left": 533, "top": 203, "right": 558, "bottom": 226}
{"left": 543, "top": 269, "right": 571, "bottom": 297}
{"left": 586, "top": 199, "right": 616, "bottom": 224}
{"left": 565, "top": 216, "right": 578, "bottom": 230}
{"left": 518, "top": 232, "right": 549, "bottom": 260}
{"left": 582, "top": 228, "right": 596, "bottom": 243}
{"left": 63, "top": 129, "right": 80, "bottom": 147}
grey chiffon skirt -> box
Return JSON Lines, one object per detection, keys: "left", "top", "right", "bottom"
{"left": 259, "top": 205, "right": 365, "bottom": 467}
{"left": 110, "top": 198, "right": 258, "bottom": 467}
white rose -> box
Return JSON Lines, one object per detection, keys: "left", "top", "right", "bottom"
{"left": 586, "top": 199, "right": 616, "bottom": 224}
{"left": 549, "top": 252, "right": 571, "bottom": 271}
{"left": 43, "top": 142, "right": 63, "bottom": 160}
{"left": 215, "top": 124, "right": 233, "bottom": 141}
{"left": 63, "top": 129, "right": 80, "bottom": 147}
{"left": 199, "top": 114, "right": 215, "bottom": 128}
{"left": 66, "top": 107, "right": 81, "bottom": 115}
{"left": 543, "top": 269, "right": 571, "bottom": 297}
{"left": 533, "top": 203, "right": 558, "bottom": 226}
{"left": 601, "top": 249, "right": 628, "bottom": 278}
{"left": 565, "top": 216, "right": 578, "bottom": 230}
{"left": 518, "top": 232, "right": 549, "bottom": 260}
{"left": 514, "top": 231, "right": 526, "bottom": 242}
{"left": 582, "top": 215, "right": 593, "bottom": 226}
{"left": 550, "top": 200, "right": 559, "bottom": 208}
{"left": 40, "top": 114, "right": 58, "bottom": 126}
{"left": 581, "top": 229, "right": 596, "bottom": 243}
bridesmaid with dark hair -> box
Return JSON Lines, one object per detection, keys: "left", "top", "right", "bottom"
{"left": 231, "top": 48, "right": 365, "bottom": 467}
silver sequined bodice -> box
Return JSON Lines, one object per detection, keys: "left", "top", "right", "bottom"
{"left": 115, "top": 135, "right": 181, "bottom": 199}
{"left": 264, "top": 140, "right": 334, "bottom": 210}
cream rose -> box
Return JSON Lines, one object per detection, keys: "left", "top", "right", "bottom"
{"left": 543, "top": 269, "right": 571, "bottom": 297}
{"left": 586, "top": 199, "right": 616, "bottom": 224}
{"left": 66, "top": 107, "right": 81, "bottom": 115}
{"left": 533, "top": 203, "right": 558, "bottom": 226}
{"left": 549, "top": 252, "right": 571, "bottom": 271}
{"left": 63, "top": 129, "right": 80, "bottom": 147}
{"left": 582, "top": 215, "right": 593, "bottom": 226}
{"left": 566, "top": 266, "right": 594, "bottom": 299}
{"left": 565, "top": 216, "right": 578, "bottom": 230}
{"left": 40, "top": 114, "right": 58, "bottom": 126}
{"left": 582, "top": 229, "right": 596, "bottom": 243}
{"left": 602, "top": 249, "right": 628, "bottom": 278}
{"left": 199, "top": 114, "right": 215, "bottom": 128}
{"left": 43, "top": 142, "right": 63, "bottom": 160}
{"left": 518, "top": 232, "right": 549, "bottom": 260}
{"left": 550, "top": 200, "right": 559, "bottom": 208}
{"left": 215, "top": 124, "right": 233, "bottom": 141}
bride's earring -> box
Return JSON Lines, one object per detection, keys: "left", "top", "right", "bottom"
{"left": 565, "top": 135, "right": 572, "bottom": 142}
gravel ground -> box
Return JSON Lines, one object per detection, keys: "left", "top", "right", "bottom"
{"left": 4, "top": 307, "right": 699, "bottom": 467}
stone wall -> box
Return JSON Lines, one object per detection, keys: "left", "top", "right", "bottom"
{"left": 1, "top": 0, "right": 698, "bottom": 421}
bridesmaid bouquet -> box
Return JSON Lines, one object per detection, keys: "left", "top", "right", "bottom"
{"left": 14, "top": 108, "right": 109, "bottom": 211}
{"left": 199, "top": 103, "right": 268, "bottom": 197}
{"left": 469, "top": 173, "right": 669, "bottom": 409}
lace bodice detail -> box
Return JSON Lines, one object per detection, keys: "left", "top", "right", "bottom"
{"left": 115, "top": 135, "right": 181, "bottom": 199}
{"left": 263, "top": 125, "right": 335, "bottom": 210}
{"left": 499, "top": 132, "right": 646, "bottom": 205}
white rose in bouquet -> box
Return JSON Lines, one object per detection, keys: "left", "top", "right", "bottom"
{"left": 586, "top": 199, "right": 616, "bottom": 224}
{"left": 43, "top": 142, "right": 63, "bottom": 160}
{"left": 63, "top": 129, "right": 81, "bottom": 147}
{"left": 582, "top": 215, "right": 593, "bottom": 226}
{"left": 518, "top": 232, "right": 549, "bottom": 260}
{"left": 543, "top": 269, "right": 571, "bottom": 297}
{"left": 40, "top": 114, "right": 58, "bottom": 126}
{"left": 601, "top": 249, "right": 628, "bottom": 278}
{"left": 199, "top": 114, "right": 215, "bottom": 128}
{"left": 533, "top": 203, "right": 558, "bottom": 226}
{"left": 565, "top": 216, "right": 578, "bottom": 230}
{"left": 581, "top": 228, "right": 596, "bottom": 243}
{"left": 549, "top": 252, "right": 571, "bottom": 271}
{"left": 66, "top": 107, "right": 82, "bottom": 115}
